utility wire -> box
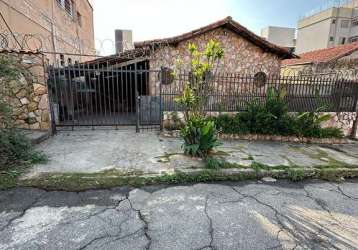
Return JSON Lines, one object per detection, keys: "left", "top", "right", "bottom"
{"left": 0, "top": 10, "right": 23, "bottom": 50}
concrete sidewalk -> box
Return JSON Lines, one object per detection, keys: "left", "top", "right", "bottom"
{"left": 27, "top": 130, "right": 358, "bottom": 179}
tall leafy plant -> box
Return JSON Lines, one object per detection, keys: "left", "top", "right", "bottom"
{"left": 174, "top": 40, "right": 224, "bottom": 157}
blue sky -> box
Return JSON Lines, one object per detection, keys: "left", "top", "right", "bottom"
{"left": 230, "top": 0, "right": 328, "bottom": 33}
{"left": 93, "top": 0, "right": 333, "bottom": 55}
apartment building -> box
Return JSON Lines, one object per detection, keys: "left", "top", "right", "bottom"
{"left": 296, "top": 0, "right": 358, "bottom": 54}
{"left": 0, "top": 0, "right": 95, "bottom": 62}
{"left": 261, "top": 26, "right": 296, "bottom": 51}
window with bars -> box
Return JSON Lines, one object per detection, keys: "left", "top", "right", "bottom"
{"left": 350, "top": 36, "right": 358, "bottom": 43}
{"left": 341, "top": 20, "right": 350, "bottom": 28}
{"left": 352, "top": 18, "right": 358, "bottom": 27}
{"left": 56, "top": 0, "right": 74, "bottom": 16}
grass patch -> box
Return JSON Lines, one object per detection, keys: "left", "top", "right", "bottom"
{"left": 287, "top": 168, "right": 305, "bottom": 182}
{"left": 20, "top": 169, "right": 258, "bottom": 192}
{"left": 0, "top": 168, "right": 23, "bottom": 190}
{"left": 13, "top": 165, "right": 358, "bottom": 191}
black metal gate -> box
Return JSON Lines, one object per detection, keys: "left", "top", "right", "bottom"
{"left": 47, "top": 62, "right": 162, "bottom": 131}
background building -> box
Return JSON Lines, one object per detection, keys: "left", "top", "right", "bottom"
{"left": 296, "top": 0, "right": 358, "bottom": 54}
{"left": 261, "top": 26, "right": 296, "bottom": 51}
{"left": 0, "top": 0, "right": 95, "bottom": 63}
{"left": 282, "top": 41, "right": 358, "bottom": 76}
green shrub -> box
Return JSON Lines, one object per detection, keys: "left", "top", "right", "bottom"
{"left": 180, "top": 116, "right": 221, "bottom": 157}
{"left": 207, "top": 88, "right": 343, "bottom": 139}
{"left": 0, "top": 127, "right": 47, "bottom": 170}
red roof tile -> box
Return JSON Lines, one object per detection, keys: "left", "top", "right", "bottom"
{"left": 282, "top": 42, "right": 358, "bottom": 66}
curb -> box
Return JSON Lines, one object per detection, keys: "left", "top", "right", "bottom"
{"left": 17, "top": 167, "right": 358, "bottom": 192}
{"left": 161, "top": 131, "right": 351, "bottom": 144}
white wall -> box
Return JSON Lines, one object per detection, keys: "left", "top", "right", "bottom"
{"left": 296, "top": 18, "right": 332, "bottom": 54}
{"left": 261, "top": 26, "right": 296, "bottom": 48}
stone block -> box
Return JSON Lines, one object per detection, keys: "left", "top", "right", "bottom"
{"left": 41, "top": 111, "right": 50, "bottom": 122}
{"left": 20, "top": 97, "right": 30, "bottom": 105}
{"left": 15, "top": 89, "right": 28, "bottom": 98}
{"left": 28, "top": 102, "right": 38, "bottom": 112}
{"left": 29, "top": 122, "right": 40, "bottom": 130}
{"left": 40, "top": 122, "right": 50, "bottom": 130}
{"left": 17, "top": 113, "right": 28, "bottom": 120}
{"left": 33, "top": 84, "right": 47, "bottom": 96}
{"left": 38, "top": 94, "right": 49, "bottom": 110}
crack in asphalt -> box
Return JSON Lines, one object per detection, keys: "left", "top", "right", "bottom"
{"left": 127, "top": 197, "right": 152, "bottom": 250}
{"left": 0, "top": 193, "right": 44, "bottom": 233}
{"left": 231, "top": 184, "right": 355, "bottom": 250}
{"left": 336, "top": 186, "right": 358, "bottom": 201}
{"left": 77, "top": 197, "right": 151, "bottom": 250}
{"left": 197, "top": 196, "right": 216, "bottom": 250}
{"left": 302, "top": 186, "right": 341, "bottom": 227}
{"left": 78, "top": 227, "right": 144, "bottom": 250}
{"left": 230, "top": 186, "right": 345, "bottom": 250}
{"left": 230, "top": 187, "right": 289, "bottom": 250}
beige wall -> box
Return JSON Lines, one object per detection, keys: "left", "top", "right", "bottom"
{"left": 261, "top": 26, "right": 296, "bottom": 48}
{"left": 0, "top": 0, "right": 95, "bottom": 63}
{"left": 296, "top": 7, "right": 357, "bottom": 54}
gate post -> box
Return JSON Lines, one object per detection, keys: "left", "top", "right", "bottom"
{"left": 135, "top": 63, "right": 140, "bottom": 133}
{"left": 351, "top": 84, "right": 358, "bottom": 139}
{"left": 159, "top": 67, "right": 164, "bottom": 131}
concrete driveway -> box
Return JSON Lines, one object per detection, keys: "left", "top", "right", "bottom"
{"left": 1, "top": 180, "right": 358, "bottom": 250}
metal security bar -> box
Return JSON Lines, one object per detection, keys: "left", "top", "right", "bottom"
{"left": 161, "top": 72, "right": 358, "bottom": 113}
{"left": 47, "top": 61, "right": 161, "bottom": 131}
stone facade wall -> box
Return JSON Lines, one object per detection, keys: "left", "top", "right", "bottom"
{"left": 0, "top": 51, "right": 50, "bottom": 131}
{"left": 321, "top": 112, "right": 357, "bottom": 137}
{"left": 148, "top": 27, "right": 282, "bottom": 95}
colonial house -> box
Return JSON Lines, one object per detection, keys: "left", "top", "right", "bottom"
{"left": 282, "top": 42, "right": 358, "bottom": 76}
{"left": 87, "top": 17, "right": 296, "bottom": 95}
{"left": 48, "top": 17, "right": 296, "bottom": 127}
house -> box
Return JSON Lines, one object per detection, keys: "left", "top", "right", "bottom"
{"left": 0, "top": 0, "right": 95, "bottom": 63}
{"left": 88, "top": 17, "right": 295, "bottom": 95}
{"left": 47, "top": 17, "right": 296, "bottom": 128}
{"left": 296, "top": 0, "right": 358, "bottom": 54}
{"left": 282, "top": 42, "right": 358, "bottom": 76}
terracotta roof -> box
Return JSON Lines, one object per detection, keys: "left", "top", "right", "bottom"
{"left": 135, "top": 16, "right": 296, "bottom": 59}
{"left": 282, "top": 42, "right": 358, "bottom": 66}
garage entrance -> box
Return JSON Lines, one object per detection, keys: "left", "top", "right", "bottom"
{"left": 47, "top": 60, "right": 161, "bottom": 131}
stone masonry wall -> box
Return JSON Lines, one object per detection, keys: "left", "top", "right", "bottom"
{"left": 148, "top": 27, "right": 282, "bottom": 95}
{"left": 321, "top": 112, "right": 357, "bottom": 137}
{"left": 0, "top": 51, "right": 50, "bottom": 131}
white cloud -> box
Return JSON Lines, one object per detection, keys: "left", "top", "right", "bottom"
{"left": 92, "top": 0, "right": 235, "bottom": 55}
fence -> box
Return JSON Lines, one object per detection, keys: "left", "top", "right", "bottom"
{"left": 47, "top": 63, "right": 162, "bottom": 131}
{"left": 161, "top": 72, "right": 358, "bottom": 113}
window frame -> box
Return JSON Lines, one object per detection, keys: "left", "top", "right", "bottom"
{"left": 352, "top": 17, "right": 358, "bottom": 27}
{"left": 56, "top": 0, "right": 74, "bottom": 17}
{"left": 341, "top": 19, "right": 350, "bottom": 29}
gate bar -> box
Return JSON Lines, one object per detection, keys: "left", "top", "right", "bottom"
{"left": 135, "top": 63, "right": 140, "bottom": 133}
